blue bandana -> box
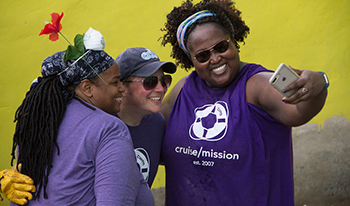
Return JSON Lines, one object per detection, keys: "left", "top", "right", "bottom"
{"left": 41, "top": 50, "right": 114, "bottom": 86}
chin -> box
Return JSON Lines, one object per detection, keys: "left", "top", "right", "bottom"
{"left": 220, "top": 74, "right": 235, "bottom": 85}
{"left": 208, "top": 78, "right": 230, "bottom": 88}
{"left": 149, "top": 106, "right": 161, "bottom": 114}
{"left": 112, "top": 107, "right": 121, "bottom": 114}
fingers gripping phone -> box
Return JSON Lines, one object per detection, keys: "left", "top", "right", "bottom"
{"left": 269, "top": 63, "right": 300, "bottom": 97}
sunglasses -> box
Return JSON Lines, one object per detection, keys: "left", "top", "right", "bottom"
{"left": 124, "top": 75, "right": 172, "bottom": 90}
{"left": 193, "top": 39, "right": 230, "bottom": 63}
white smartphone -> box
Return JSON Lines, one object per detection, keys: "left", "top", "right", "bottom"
{"left": 269, "top": 63, "right": 300, "bottom": 97}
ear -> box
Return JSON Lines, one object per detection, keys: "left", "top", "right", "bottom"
{"left": 76, "top": 79, "right": 94, "bottom": 98}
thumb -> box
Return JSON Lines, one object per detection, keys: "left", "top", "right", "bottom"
{"left": 7, "top": 165, "right": 34, "bottom": 184}
{"left": 17, "top": 164, "right": 22, "bottom": 173}
{"left": 288, "top": 65, "right": 302, "bottom": 76}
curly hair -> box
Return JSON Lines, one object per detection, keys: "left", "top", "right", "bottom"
{"left": 160, "top": 0, "right": 250, "bottom": 71}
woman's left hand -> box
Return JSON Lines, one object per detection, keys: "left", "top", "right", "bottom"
{"left": 282, "top": 67, "right": 326, "bottom": 104}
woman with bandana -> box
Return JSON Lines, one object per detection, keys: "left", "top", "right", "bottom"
{"left": 2, "top": 28, "right": 154, "bottom": 206}
{"left": 160, "top": 0, "right": 329, "bottom": 205}
{"left": 0, "top": 48, "right": 175, "bottom": 205}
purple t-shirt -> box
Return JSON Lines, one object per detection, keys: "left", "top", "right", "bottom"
{"left": 162, "top": 64, "right": 294, "bottom": 205}
{"left": 12, "top": 98, "right": 154, "bottom": 206}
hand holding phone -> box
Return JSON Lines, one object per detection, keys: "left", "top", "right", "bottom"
{"left": 269, "top": 63, "right": 300, "bottom": 97}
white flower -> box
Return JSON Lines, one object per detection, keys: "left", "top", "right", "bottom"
{"left": 83, "top": 27, "right": 105, "bottom": 51}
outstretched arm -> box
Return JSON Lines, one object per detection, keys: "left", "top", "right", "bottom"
{"left": 0, "top": 164, "right": 36, "bottom": 205}
{"left": 247, "top": 68, "right": 328, "bottom": 127}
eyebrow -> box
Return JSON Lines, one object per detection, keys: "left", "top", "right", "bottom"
{"left": 111, "top": 75, "right": 121, "bottom": 80}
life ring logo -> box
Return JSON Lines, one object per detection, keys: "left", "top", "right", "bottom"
{"left": 189, "top": 101, "right": 229, "bottom": 141}
{"left": 134, "top": 148, "right": 150, "bottom": 181}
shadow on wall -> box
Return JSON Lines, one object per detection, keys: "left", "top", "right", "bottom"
{"left": 151, "top": 116, "right": 350, "bottom": 206}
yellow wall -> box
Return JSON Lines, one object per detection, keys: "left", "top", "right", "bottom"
{"left": 0, "top": 0, "right": 349, "bottom": 205}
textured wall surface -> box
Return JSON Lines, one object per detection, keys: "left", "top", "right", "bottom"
{"left": 293, "top": 116, "right": 350, "bottom": 206}
{"left": 0, "top": 0, "right": 349, "bottom": 205}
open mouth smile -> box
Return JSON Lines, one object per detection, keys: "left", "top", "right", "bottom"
{"left": 211, "top": 64, "right": 226, "bottom": 73}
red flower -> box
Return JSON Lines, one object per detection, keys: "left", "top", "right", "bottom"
{"left": 39, "top": 12, "right": 64, "bottom": 41}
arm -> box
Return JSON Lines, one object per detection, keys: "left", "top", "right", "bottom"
{"left": 160, "top": 75, "right": 188, "bottom": 124}
{"left": 246, "top": 68, "right": 328, "bottom": 127}
{"left": 0, "top": 164, "right": 36, "bottom": 205}
{"left": 94, "top": 123, "right": 140, "bottom": 205}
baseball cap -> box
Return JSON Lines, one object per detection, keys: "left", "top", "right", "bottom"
{"left": 115, "top": 47, "right": 176, "bottom": 81}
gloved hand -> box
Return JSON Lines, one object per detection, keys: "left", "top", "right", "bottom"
{"left": 0, "top": 164, "right": 36, "bottom": 205}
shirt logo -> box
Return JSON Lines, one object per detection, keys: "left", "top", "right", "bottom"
{"left": 189, "top": 101, "right": 229, "bottom": 141}
{"left": 134, "top": 148, "right": 150, "bottom": 181}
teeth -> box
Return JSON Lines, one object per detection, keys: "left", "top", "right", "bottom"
{"left": 212, "top": 64, "right": 226, "bottom": 72}
{"left": 150, "top": 97, "right": 161, "bottom": 101}
{"left": 115, "top": 97, "right": 122, "bottom": 102}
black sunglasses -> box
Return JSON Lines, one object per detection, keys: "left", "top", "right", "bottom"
{"left": 193, "top": 39, "right": 230, "bottom": 63}
{"left": 124, "top": 75, "right": 172, "bottom": 90}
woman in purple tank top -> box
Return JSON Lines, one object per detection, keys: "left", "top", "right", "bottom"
{"left": 160, "top": 0, "right": 328, "bottom": 205}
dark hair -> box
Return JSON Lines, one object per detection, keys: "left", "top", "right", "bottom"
{"left": 11, "top": 76, "right": 73, "bottom": 199}
{"left": 160, "top": 0, "right": 250, "bottom": 71}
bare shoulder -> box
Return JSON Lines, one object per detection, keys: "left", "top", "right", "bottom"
{"left": 246, "top": 71, "right": 274, "bottom": 107}
{"left": 160, "top": 75, "right": 188, "bottom": 123}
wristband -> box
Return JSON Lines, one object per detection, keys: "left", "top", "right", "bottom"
{"left": 318, "top": 71, "right": 329, "bottom": 91}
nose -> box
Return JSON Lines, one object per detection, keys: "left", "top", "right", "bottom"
{"left": 119, "top": 82, "right": 126, "bottom": 93}
{"left": 209, "top": 49, "right": 222, "bottom": 64}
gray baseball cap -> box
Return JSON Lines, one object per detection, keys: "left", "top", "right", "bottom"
{"left": 116, "top": 47, "right": 177, "bottom": 81}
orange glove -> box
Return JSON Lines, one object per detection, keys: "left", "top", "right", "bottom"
{"left": 0, "top": 164, "right": 36, "bottom": 205}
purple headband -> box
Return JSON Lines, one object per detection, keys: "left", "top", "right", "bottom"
{"left": 176, "top": 10, "right": 234, "bottom": 56}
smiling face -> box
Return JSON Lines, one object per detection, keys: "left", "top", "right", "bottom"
{"left": 187, "top": 23, "right": 241, "bottom": 89}
{"left": 90, "top": 62, "right": 125, "bottom": 114}
{"left": 121, "top": 68, "right": 167, "bottom": 118}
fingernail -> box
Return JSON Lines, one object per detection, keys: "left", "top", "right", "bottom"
{"left": 282, "top": 99, "right": 289, "bottom": 104}
{"left": 282, "top": 89, "right": 287, "bottom": 93}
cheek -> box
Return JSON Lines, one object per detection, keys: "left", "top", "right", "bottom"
{"left": 126, "top": 89, "right": 148, "bottom": 102}
{"left": 193, "top": 60, "right": 206, "bottom": 71}
{"left": 109, "top": 85, "right": 123, "bottom": 95}
{"left": 92, "top": 88, "right": 104, "bottom": 100}
{"left": 193, "top": 63, "right": 210, "bottom": 79}
{"left": 228, "top": 46, "right": 239, "bottom": 61}
{"left": 127, "top": 85, "right": 144, "bottom": 96}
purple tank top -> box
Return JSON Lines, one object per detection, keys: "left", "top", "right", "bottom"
{"left": 162, "top": 64, "right": 294, "bottom": 205}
